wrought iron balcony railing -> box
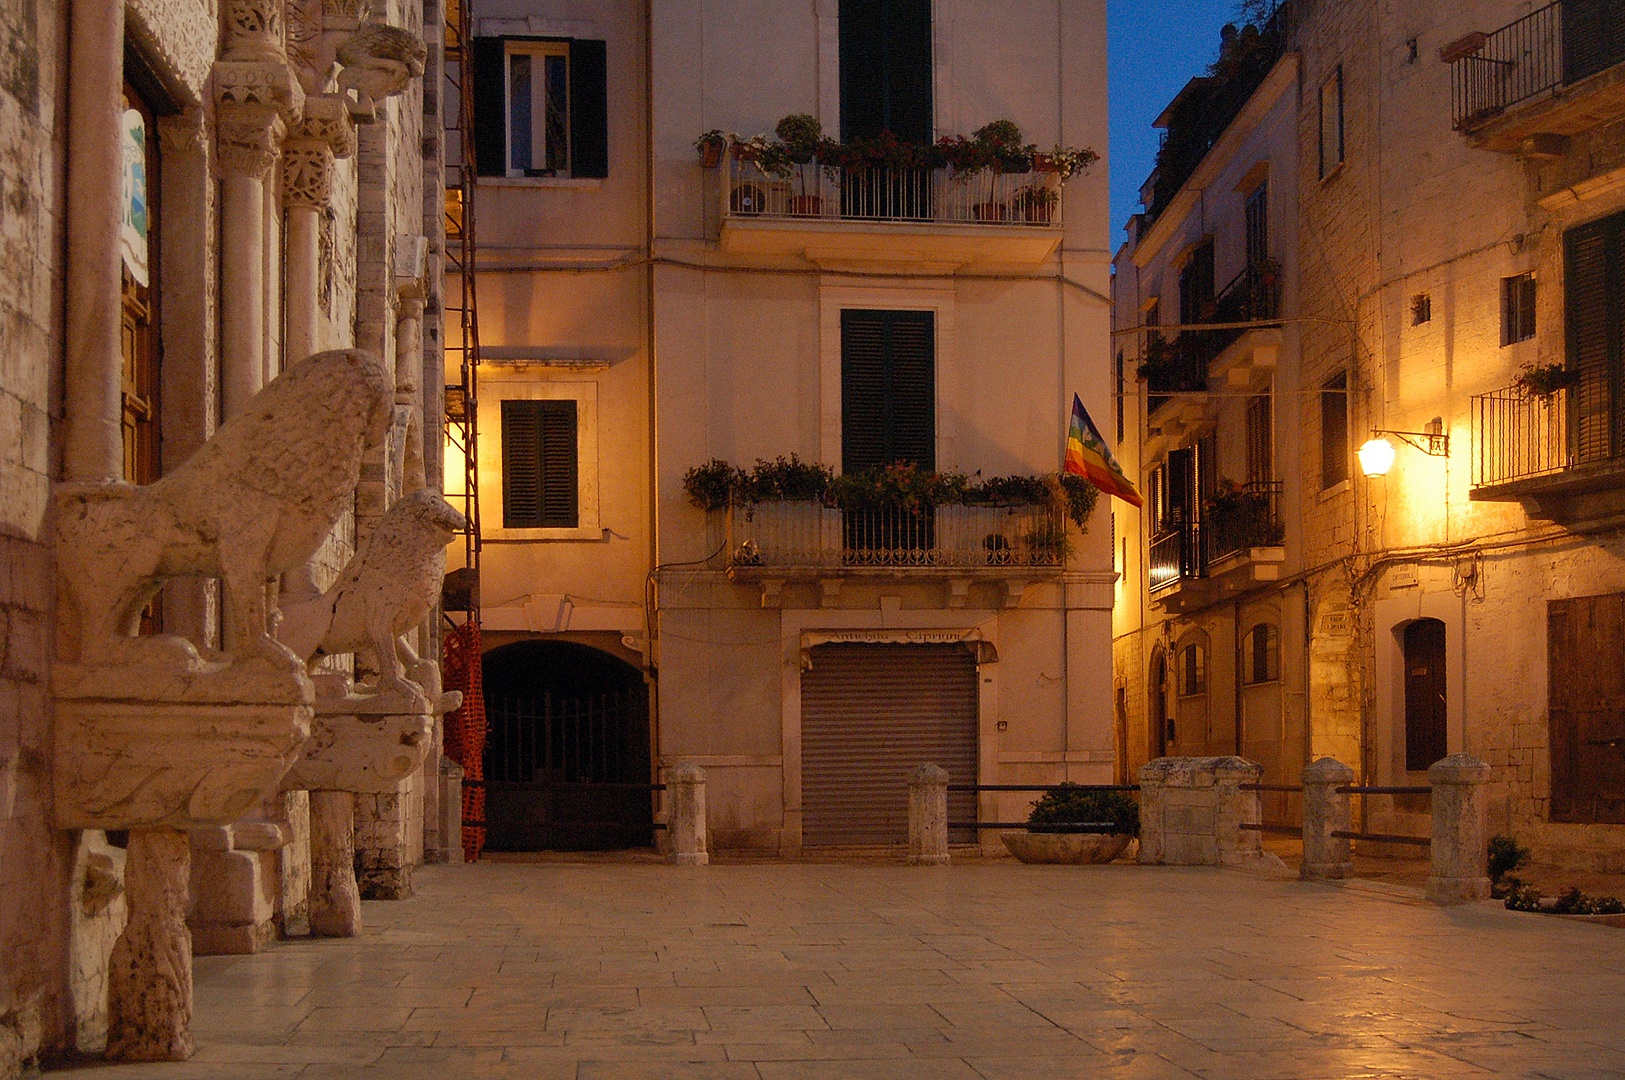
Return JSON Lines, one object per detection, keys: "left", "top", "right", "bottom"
{"left": 725, "top": 501, "right": 1066, "bottom": 573}
{"left": 1139, "top": 262, "right": 1281, "bottom": 413}
{"left": 1472, "top": 385, "right": 1574, "bottom": 489}
{"left": 1207, "top": 481, "right": 1285, "bottom": 561}
{"left": 724, "top": 159, "right": 1063, "bottom": 227}
{"left": 1149, "top": 521, "right": 1206, "bottom": 593}
{"left": 1449, "top": 0, "right": 1625, "bottom": 130}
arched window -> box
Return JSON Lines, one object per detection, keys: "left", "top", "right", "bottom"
{"left": 1243, "top": 623, "right": 1280, "bottom": 684}
{"left": 1178, "top": 640, "right": 1207, "bottom": 696}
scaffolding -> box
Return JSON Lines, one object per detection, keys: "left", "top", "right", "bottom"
{"left": 442, "top": 0, "right": 481, "bottom": 616}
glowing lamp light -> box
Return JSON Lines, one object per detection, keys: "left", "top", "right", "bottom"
{"left": 1358, "top": 437, "right": 1397, "bottom": 478}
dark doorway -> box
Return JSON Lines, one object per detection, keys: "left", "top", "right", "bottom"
{"left": 1149, "top": 646, "right": 1170, "bottom": 760}
{"left": 1403, "top": 618, "right": 1447, "bottom": 772}
{"left": 482, "top": 640, "right": 653, "bottom": 850}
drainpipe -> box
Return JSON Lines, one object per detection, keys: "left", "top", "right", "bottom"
{"left": 1233, "top": 598, "right": 1244, "bottom": 757}
{"left": 643, "top": 0, "right": 660, "bottom": 778}
{"left": 63, "top": 0, "right": 126, "bottom": 482}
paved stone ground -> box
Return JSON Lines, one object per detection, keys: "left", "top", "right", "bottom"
{"left": 56, "top": 859, "right": 1625, "bottom": 1079}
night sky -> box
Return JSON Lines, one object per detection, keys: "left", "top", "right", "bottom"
{"left": 1108, "top": 0, "right": 1240, "bottom": 252}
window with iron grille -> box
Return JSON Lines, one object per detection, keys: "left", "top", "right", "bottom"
{"left": 473, "top": 37, "right": 608, "bottom": 179}
{"left": 1321, "top": 371, "right": 1349, "bottom": 489}
{"left": 1501, "top": 272, "right": 1536, "bottom": 346}
{"left": 501, "top": 399, "right": 579, "bottom": 528}
{"left": 841, "top": 309, "right": 935, "bottom": 472}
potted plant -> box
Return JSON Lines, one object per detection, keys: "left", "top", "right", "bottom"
{"left": 1002, "top": 784, "right": 1139, "bottom": 864}
{"left": 1515, "top": 361, "right": 1581, "bottom": 399}
{"left": 1012, "top": 184, "right": 1058, "bottom": 224}
{"left": 695, "top": 130, "right": 728, "bottom": 168}
{"left": 682, "top": 459, "right": 745, "bottom": 511}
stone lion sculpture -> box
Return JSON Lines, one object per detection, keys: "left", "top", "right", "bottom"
{"left": 336, "top": 23, "right": 427, "bottom": 115}
{"left": 55, "top": 349, "right": 395, "bottom": 670}
{"left": 280, "top": 488, "right": 467, "bottom": 695}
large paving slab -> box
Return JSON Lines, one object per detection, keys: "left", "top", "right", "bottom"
{"left": 56, "top": 860, "right": 1625, "bottom": 1078}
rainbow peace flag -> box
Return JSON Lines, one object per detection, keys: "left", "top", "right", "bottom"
{"left": 1065, "top": 393, "right": 1142, "bottom": 507}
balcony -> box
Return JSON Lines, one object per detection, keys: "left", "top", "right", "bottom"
{"left": 1471, "top": 383, "right": 1625, "bottom": 521}
{"left": 718, "top": 159, "right": 1064, "bottom": 269}
{"left": 1447, "top": 1, "right": 1625, "bottom": 154}
{"left": 1140, "top": 262, "right": 1282, "bottom": 415}
{"left": 724, "top": 501, "right": 1066, "bottom": 606}
{"left": 1148, "top": 482, "right": 1285, "bottom": 612}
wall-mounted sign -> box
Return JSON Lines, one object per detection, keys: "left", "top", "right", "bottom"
{"left": 799, "top": 628, "right": 998, "bottom": 668}
{"left": 119, "top": 108, "right": 149, "bottom": 287}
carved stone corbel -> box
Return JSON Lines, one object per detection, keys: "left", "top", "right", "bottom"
{"left": 334, "top": 22, "right": 426, "bottom": 121}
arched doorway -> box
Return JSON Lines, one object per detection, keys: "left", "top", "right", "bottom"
{"left": 481, "top": 640, "right": 653, "bottom": 851}
{"left": 1148, "top": 645, "right": 1170, "bottom": 760}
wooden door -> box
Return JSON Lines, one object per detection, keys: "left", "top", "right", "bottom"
{"left": 1549, "top": 593, "right": 1625, "bottom": 824}
{"left": 1403, "top": 619, "right": 1447, "bottom": 772}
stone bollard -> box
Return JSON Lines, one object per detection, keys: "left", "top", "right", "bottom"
{"left": 1300, "top": 757, "right": 1355, "bottom": 881}
{"left": 1426, "top": 754, "right": 1493, "bottom": 904}
{"left": 668, "top": 762, "right": 709, "bottom": 866}
{"left": 440, "top": 758, "right": 464, "bottom": 866}
{"left": 1137, "top": 757, "right": 1285, "bottom": 871}
{"left": 908, "top": 764, "right": 950, "bottom": 865}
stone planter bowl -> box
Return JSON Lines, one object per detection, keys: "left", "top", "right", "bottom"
{"left": 1001, "top": 830, "right": 1133, "bottom": 864}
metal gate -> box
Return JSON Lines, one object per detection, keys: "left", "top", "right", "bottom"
{"left": 800, "top": 643, "right": 978, "bottom": 845}
{"left": 483, "top": 687, "right": 653, "bottom": 850}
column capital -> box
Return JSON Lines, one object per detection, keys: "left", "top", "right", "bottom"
{"left": 281, "top": 138, "right": 333, "bottom": 209}
{"left": 216, "top": 100, "right": 287, "bottom": 180}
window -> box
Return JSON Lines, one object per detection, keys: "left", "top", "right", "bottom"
{"left": 1243, "top": 623, "right": 1280, "bottom": 684}
{"left": 1567, "top": 211, "right": 1625, "bottom": 462}
{"left": 1411, "top": 293, "right": 1431, "bottom": 325}
{"left": 839, "top": 0, "right": 932, "bottom": 144}
{"left": 501, "top": 399, "right": 578, "bottom": 528}
{"left": 1179, "top": 240, "right": 1215, "bottom": 324}
{"left": 1321, "top": 371, "right": 1349, "bottom": 489}
{"left": 1246, "top": 393, "right": 1272, "bottom": 486}
{"left": 473, "top": 37, "right": 608, "bottom": 178}
{"left": 1115, "top": 350, "right": 1125, "bottom": 442}
{"left": 1318, "top": 66, "right": 1344, "bottom": 178}
{"left": 840, "top": 309, "right": 935, "bottom": 472}
{"left": 1244, "top": 183, "right": 1269, "bottom": 269}
{"left": 120, "top": 82, "right": 160, "bottom": 487}
{"left": 1178, "top": 641, "right": 1207, "bottom": 696}
{"left": 1403, "top": 618, "right": 1447, "bottom": 772}
{"left": 1501, "top": 272, "right": 1536, "bottom": 346}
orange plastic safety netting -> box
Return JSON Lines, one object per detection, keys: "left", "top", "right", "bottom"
{"left": 440, "top": 619, "right": 487, "bottom": 861}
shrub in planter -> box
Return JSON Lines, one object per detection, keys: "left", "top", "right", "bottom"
{"left": 682, "top": 459, "right": 745, "bottom": 511}
{"left": 1026, "top": 784, "right": 1139, "bottom": 834}
{"left": 695, "top": 129, "right": 728, "bottom": 168}
{"left": 1515, "top": 362, "right": 1582, "bottom": 399}
{"left": 1059, "top": 474, "right": 1100, "bottom": 531}
{"left": 740, "top": 454, "right": 833, "bottom": 504}
{"left": 1488, "top": 833, "right": 1530, "bottom": 899}
{"left": 775, "top": 113, "right": 822, "bottom": 163}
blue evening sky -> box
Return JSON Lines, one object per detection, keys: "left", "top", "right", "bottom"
{"left": 1107, "top": 0, "right": 1240, "bottom": 254}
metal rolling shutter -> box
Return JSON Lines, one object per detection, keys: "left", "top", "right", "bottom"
{"left": 801, "top": 643, "right": 978, "bottom": 846}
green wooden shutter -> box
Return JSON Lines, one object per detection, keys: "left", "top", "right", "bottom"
{"left": 838, "top": 0, "right": 932, "bottom": 144}
{"left": 569, "top": 39, "right": 608, "bottom": 178}
{"left": 841, "top": 309, "right": 935, "bottom": 473}
{"left": 1566, "top": 212, "right": 1624, "bottom": 463}
{"left": 472, "top": 38, "right": 508, "bottom": 178}
{"left": 502, "top": 399, "right": 579, "bottom": 528}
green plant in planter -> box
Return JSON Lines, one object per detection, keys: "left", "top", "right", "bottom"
{"left": 1022, "top": 517, "right": 1071, "bottom": 563}
{"left": 1515, "top": 361, "right": 1582, "bottom": 399}
{"left": 827, "top": 462, "right": 954, "bottom": 512}
{"left": 1059, "top": 474, "right": 1099, "bottom": 531}
{"left": 682, "top": 459, "right": 745, "bottom": 511}
{"left": 694, "top": 129, "right": 728, "bottom": 167}
{"left": 775, "top": 114, "right": 822, "bottom": 163}
{"left": 970, "top": 474, "right": 1053, "bottom": 507}
{"left": 740, "top": 454, "right": 833, "bottom": 503}
{"left": 1487, "top": 833, "right": 1530, "bottom": 898}
{"left": 1026, "top": 784, "right": 1139, "bottom": 834}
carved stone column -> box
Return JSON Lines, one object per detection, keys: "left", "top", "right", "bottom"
{"left": 63, "top": 0, "right": 124, "bottom": 481}
{"left": 308, "top": 790, "right": 360, "bottom": 936}
{"left": 283, "top": 97, "right": 356, "bottom": 365}
{"left": 106, "top": 831, "right": 193, "bottom": 1061}
{"left": 215, "top": 1, "right": 304, "bottom": 419}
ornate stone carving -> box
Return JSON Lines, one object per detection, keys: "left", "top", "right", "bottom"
{"left": 335, "top": 23, "right": 427, "bottom": 117}
{"left": 224, "top": 0, "right": 286, "bottom": 62}
{"left": 281, "top": 488, "right": 468, "bottom": 694}
{"left": 298, "top": 94, "right": 358, "bottom": 158}
{"left": 55, "top": 349, "right": 395, "bottom": 676}
{"left": 105, "top": 832, "right": 193, "bottom": 1061}
{"left": 127, "top": 0, "right": 215, "bottom": 103}
{"left": 282, "top": 141, "right": 333, "bottom": 209}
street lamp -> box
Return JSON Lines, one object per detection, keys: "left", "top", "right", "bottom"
{"left": 1358, "top": 417, "right": 1448, "bottom": 478}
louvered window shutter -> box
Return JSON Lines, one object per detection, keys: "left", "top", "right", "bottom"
{"left": 472, "top": 38, "right": 508, "bottom": 178}
{"left": 841, "top": 309, "right": 935, "bottom": 473}
{"left": 1563, "top": 0, "right": 1625, "bottom": 85}
{"left": 1565, "top": 213, "right": 1624, "bottom": 463}
{"left": 502, "top": 399, "right": 579, "bottom": 528}
{"left": 838, "top": 0, "right": 932, "bottom": 144}
{"left": 569, "top": 39, "right": 608, "bottom": 178}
